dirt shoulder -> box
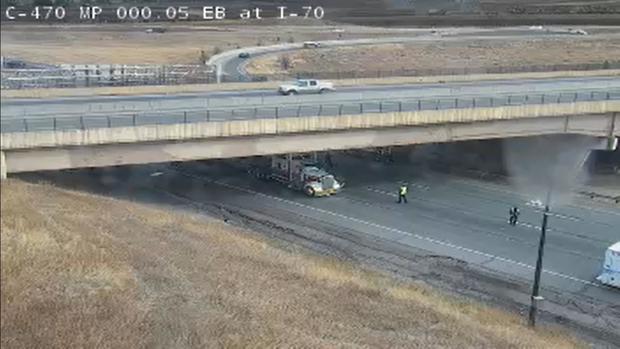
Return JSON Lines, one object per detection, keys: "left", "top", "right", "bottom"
{"left": 246, "top": 37, "right": 620, "bottom": 75}
{"left": 0, "top": 179, "right": 585, "bottom": 348}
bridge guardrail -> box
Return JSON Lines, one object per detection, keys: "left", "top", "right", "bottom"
{"left": 2, "top": 90, "right": 619, "bottom": 134}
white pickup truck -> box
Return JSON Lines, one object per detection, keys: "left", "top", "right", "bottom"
{"left": 278, "top": 79, "right": 335, "bottom": 95}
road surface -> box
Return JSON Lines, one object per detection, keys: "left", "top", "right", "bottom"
{"left": 1, "top": 77, "right": 620, "bottom": 125}
{"left": 163, "top": 158, "right": 619, "bottom": 303}
{"left": 32, "top": 154, "right": 620, "bottom": 339}
{"left": 25, "top": 150, "right": 620, "bottom": 341}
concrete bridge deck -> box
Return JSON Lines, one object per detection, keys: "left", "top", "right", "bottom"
{"left": 1, "top": 98, "right": 618, "bottom": 178}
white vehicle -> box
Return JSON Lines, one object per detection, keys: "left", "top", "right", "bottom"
{"left": 278, "top": 79, "right": 335, "bottom": 95}
{"left": 248, "top": 155, "right": 342, "bottom": 197}
{"left": 527, "top": 199, "right": 545, "bottom": 208}
{"left": 568, "top": 28, "right": 588, "bottom": 35}
{"left": 303, "top": 41, "right": 321, "bottom": 48}
{"left": 597, "top": 242, "right": 620, "bottom": 288}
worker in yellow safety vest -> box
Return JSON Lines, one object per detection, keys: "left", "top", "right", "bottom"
{"left": 397, "top": 184, "right": 408, "bottom": 204}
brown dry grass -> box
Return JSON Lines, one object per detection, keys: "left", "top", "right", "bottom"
{"left": 0, "top": 24, "right": 403, "bottom": 65}
{"left": 1, "top": 179, "right": 586, "bottom": 348}
{"left": 1, "top": 26, "right": 267, "bottom": 65}
{"left": 246, "top": 37, "right": 620, "bottom": 75}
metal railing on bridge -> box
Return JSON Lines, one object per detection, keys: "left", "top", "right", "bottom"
{"left": 2, "top": 90, "right": 619, "bottom": 134}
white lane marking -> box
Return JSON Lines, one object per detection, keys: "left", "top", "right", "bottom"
{"left": 176, "top": 170, "right": 602, "bottom": 288}
{"left": 366, "top": 187, "right": 398, "bottom": 197}
{"left": 450, "top": 177, "right": 620, "bottom": 217}
{"left": 367, "top": 186, "right": 573, "bottom": 228}
{"left": 524, "top": 201, "right": 580, "bottom": 221}
{"left": 366, "top": 185, "right": 429, "bottom": 197}
{"left": 368, "top": 178, "right": 578, "bottom": 221}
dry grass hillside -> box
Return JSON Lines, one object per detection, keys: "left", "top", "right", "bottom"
{"left": 0, "top": 24, "right": 399, "bottom": 65}
{"left": 1, "top": 179, "right": 585, "bottom": 348}
{"left": 246, "top": 37, "right": 620, "bottom": 75}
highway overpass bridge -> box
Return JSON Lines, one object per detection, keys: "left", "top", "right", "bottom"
{"left": 2, "top": 76, "right": 619, "bottom": 178}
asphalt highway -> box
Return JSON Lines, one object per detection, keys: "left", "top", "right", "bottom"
{"left": 37, "top": 154, "right": 620, "bottom": 307}
{"left": 158, "top": 157, "right": 619, "bottom": 307}
{"left": 3, "top": 77, "right": 619, "bottom": 120}
{"left": 27, "top": 151, "right": 620, "bottom": 339}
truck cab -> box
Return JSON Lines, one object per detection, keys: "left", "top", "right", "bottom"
{"left": 297, "top": 165, "right": 341, "bottom": 197}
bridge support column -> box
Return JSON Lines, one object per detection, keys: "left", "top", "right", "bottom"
{"left": 216, "top": 64, "right": 222, "bottom": 84}
{"left": 608, "top": 113, "right": 618, "bottom": 151}
{"left": 608, "top": 137, "right": 618, "bottom": 151}
{"left": 286, "top": 153, "right": 292, "bottom": 182}
{"left": 1, "top": 151, "right": 7, "bottom": 180}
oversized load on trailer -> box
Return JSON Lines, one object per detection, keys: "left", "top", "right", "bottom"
{"left": 248, "top": 154, "right": 342, "bottom": 197}
{"left": 597, "top": 242, "right": 620, "bottom": 288}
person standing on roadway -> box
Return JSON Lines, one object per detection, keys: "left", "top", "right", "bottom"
{"left": 509, "top": 206, "right": 520, "bottom": 226}
{"left": 398, "top": 184, "right": 408, "bottom": 204}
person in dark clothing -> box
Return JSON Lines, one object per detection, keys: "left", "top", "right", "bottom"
{"left": 325, "top": 152, "right": 334, "bottom": 169}
{"left": 398, "top": 184, "right": 408, "bottom": 204}
{"left": 509, "top": 206, "right": 520, "bottom": 226}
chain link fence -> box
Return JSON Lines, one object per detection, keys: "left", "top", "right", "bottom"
{"left": 1, "top": 64, "right": 216, "bottom": 89}
{"left": 2, "top": 89, "right": 618, "bottom": 134}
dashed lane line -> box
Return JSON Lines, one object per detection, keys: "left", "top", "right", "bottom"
{"left": 449, "top": 177, "right": 620, "bottom": 217}
{"left": 367, "top": 186, "right": 578, "bottom": 224}
{"left": 176, "top": 169, "right": 604, "bottom": 289}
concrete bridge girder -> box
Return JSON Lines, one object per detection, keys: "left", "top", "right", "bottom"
{"left": 1, "top": 112, "right": 616, "bottom": 175}
{"left": 2, "top": 101, "right": 618, "bottom": 151}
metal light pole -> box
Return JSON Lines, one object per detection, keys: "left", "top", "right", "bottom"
{"left": 528, "top": 188, "right": 552, "bottom": 327}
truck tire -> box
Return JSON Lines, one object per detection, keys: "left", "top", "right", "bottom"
{"left": 304, "top": 186, "right": 315, "bottom": 197}
{"left": 319, "top": 88, "right": 327, "bottom": 94}
{"left": 289, "top": 90, "right": 298, "bottom": 95}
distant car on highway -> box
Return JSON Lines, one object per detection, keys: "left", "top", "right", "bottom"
{"left": 303, "top": 41, "right": 321, "bottom": 48}
{"left": 145, "top": 27, "right": 167, "bottom": 34}
{"left": 568, "top": 28, "right": 588, "bottom": 35}
{"left": 278, "top": 79, "right": 335, "bottom": 95}
{"left": 238, "top": 52, "right": 250, "bottom": 59}
{"left": 527, "top": 199, "right": 544, "bottom": 208}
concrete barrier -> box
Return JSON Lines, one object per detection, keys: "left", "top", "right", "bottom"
{"left": 0, "top": 151, "right": 6, "bottom": 179}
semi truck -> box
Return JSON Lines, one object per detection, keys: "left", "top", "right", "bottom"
{"left": 248, "top": 154, "right": 342, "bottom": 197}
{"left": 597, "top": 242, "right": 620, "bottom": 288}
